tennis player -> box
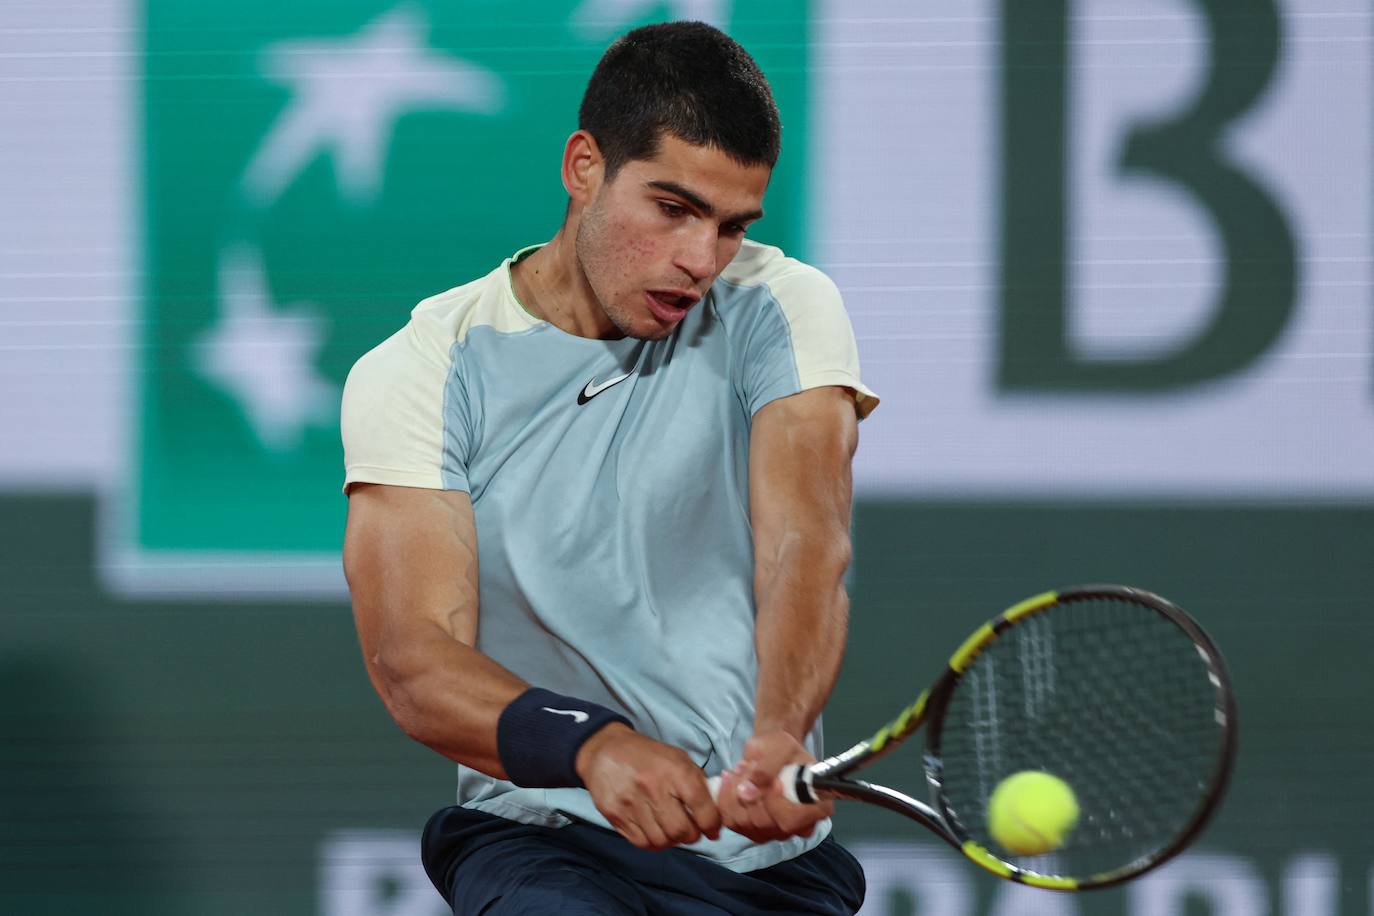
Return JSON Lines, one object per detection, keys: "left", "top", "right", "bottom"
{"left": 341, "top": 21, "right": 877, "bottom": 915}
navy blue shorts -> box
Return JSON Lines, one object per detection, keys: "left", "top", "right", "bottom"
{"left": 421, "top": 805, "right": 866, "bottom": 915}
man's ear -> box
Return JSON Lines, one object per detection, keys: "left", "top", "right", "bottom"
{"left": 562, "top": 129, "right": 604, "bottom": 206}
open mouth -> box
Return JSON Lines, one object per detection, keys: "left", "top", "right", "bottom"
{"left": 645, "top": 290, "right": 695, "bottom": 322}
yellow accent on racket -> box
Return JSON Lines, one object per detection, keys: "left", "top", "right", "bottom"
{"left": 962, "top": 841, "right": 1013, "bottom": 877}
{"left": 1003, "top": 590, "right": 1059, "bottom": 624}
{"left": 1021, "top": 873, "right": 1080, "bottom": 891}
{"left": 949, "top": 623, "right": 996, "bottom": 673}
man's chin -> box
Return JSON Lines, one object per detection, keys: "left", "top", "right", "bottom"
{"left": 608, "top": 310, "right": 677, "bottom": 341}
{"left": 637, "top": 322, "right": 676, "bottom": 341}
{"left": 637, "top": 322, "right": 679, "bottom": 342}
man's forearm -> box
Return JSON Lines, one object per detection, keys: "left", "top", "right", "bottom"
{"left": 344, "top": 484, "right": 533, "bottom": 780}
{"left": 751, "top": 532, "right": 852, "bottom": 738}
{"left": 367, "top": 620, "right": 530, "bottom": 777}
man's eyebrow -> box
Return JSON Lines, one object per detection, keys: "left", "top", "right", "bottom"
{"left": 647, "top": 180, "right": 764, "bottom": 225}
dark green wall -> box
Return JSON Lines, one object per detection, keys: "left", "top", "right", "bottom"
{"left": 4, "top": 494, "right": 1371, "bottom": 913}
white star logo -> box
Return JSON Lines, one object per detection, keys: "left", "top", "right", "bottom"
{"left": 242, "top": 4, "right": 506, "bottom": 206}
{"left": 194, "top": 245, "right": 338, "bottom": 452}
{"left": 569, "top": 0, "right": 728, "bottom": 39}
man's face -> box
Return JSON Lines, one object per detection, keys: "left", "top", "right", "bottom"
{"left": 575, "top": 133, "right": 771, "bottom": 340}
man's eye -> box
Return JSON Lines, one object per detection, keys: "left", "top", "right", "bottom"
{"left": 658, "top": 201, "right": 686, "bottom": 218}
{"left": 724, "top": 223, "right": 748, "bottom": 237}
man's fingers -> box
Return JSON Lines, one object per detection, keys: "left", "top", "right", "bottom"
{"left": 718, "top": 734, "right": 835, "bottom": 843}
{"left": 676, "top": 775, "right": 722, "bottom": 840}
{"left": 684, "top": 801, "right": 722, "bottom": 842}
{"left": 735, "top": 787, "right": 786, "bottom": 841}
{"left": 737, "top": 773, "right": 763, "bottom": 803}
{"left": 715, "top": 770, "right": 762, "bottom": 840}
{"left": 611, "top": 789, "right": 712, "bottom": 850}
{"left": 773, "top": 800, "right": 818, "bottom": 837}
{"left": 741, "top": 765, "right": 775, "bottom": 795}
{"left": 766, "top": 794, "right": 832, "bottom": 839}
{"left": 719, "top": 763, "right": 766, "bottom": 803}
{"left": 580, "top": 729, "right": 728, "bottom": 849}
{"left": 740, "top": 736, "right": 797, "bottom": 788}
{"left": 654, "top": 791, "right": 702, "bottom": 847}
{"left": 626, "top": 796, "right": 673, "bottom": 856}
{"left": 719, "top": 773, "right": 832, "bottom": 843}
{"left": 608, "top": 810, "right": 650, "bottom": 849}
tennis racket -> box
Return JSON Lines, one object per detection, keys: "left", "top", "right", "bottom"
{"left": 711, "top": 585, "right": 1237, "bottom": 891}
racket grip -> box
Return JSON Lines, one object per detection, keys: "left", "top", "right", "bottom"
{"left": 706, "top": 763, "right": 807, "bottom": 804}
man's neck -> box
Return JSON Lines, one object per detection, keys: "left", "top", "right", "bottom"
{"left": 510, "top": 232, "right": 621, "bottom": 340}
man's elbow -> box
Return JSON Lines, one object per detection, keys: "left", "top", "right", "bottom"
{"left": 801, "top": 527, "right": 852, "bottom": 576}
{"left": 830, "top": 530, "right": 853, "bottom": 577}
{"left": 367, "top": 644, "right": 436, "bottom": 744}
{"left": 768, "top": 527, "right": 851, "bottom": 585}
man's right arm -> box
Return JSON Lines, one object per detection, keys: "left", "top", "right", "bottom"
{"left": 343, "top": 482, "right": 527, "bottom": 778}
{"left": 341, "top": 481, "right": 721, "bottom": 848}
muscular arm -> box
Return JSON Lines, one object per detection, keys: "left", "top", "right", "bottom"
{"left": 749, "top": 386, "right": 858, "bottom": 738}
{"left": 343, "top": 483, "right": 527, "bottom": 778}
{"left": 716, "top": 386, "right": 857, "bottom": 840}
{"left": 343, "top": 481, "right": 721, "bottom": 848}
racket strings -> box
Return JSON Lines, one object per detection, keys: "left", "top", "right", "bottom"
{"left": 935, "top": 597, "right": 1228, "bottom": 880}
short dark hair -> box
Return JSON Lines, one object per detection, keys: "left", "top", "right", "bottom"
{"left": 578, "top": 21, "right": 781, "bottom": 178}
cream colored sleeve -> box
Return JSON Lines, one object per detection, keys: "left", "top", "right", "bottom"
{"left": 741, "top": 266, "right": 880, "bottom": 420}
{"left": 340, "top": 320, "right": 471, "bottom": 494}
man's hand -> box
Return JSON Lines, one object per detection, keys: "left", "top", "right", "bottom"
{"left": 575, "top": 724, "right": 722, "bottom": 851}
{"left": 716, "top": 731, "right": 834, "bottom": 843}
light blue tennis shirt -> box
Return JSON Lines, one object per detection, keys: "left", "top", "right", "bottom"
{"left": 342, "top": 239, "right": 878, "bottom": 872}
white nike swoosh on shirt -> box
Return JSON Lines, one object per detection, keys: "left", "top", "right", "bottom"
{"left": 542, "top": 706, "right": 590, "bottom": 724}
{"left": 578, "top": 372, "right": 633, "bottom": 403}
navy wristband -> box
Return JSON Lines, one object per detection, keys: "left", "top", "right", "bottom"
{"left": 496, "top": 687, "right": 633, "bottom": 788}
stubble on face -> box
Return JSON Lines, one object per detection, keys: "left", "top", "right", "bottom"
{"left": 573, "top": 192, "right": 664, "bottom": 340}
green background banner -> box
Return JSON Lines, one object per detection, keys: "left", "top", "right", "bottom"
{"left": 131, "top": 0, "right": 807, "bottom": 572}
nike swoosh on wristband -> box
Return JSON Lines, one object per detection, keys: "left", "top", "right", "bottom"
{"left": 542, "top": 706, "right": 590, "bottom": 724}
{"left": 577, "top": 371, "right": 633, "bottom": 405}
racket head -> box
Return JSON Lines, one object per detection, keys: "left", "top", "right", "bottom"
{"left": 922, "top": 586, "right": 1237, "bottom": 890}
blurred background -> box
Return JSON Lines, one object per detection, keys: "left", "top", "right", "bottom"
{"left": 2, "top": 1, "right": 1371, "bottom": 913}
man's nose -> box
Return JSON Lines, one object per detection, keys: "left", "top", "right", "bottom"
{"left": 673, "top": 226, "right": 717, "bottom": 283}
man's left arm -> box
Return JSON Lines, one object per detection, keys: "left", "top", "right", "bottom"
{"left": 717, "top": 384, "right": 859, "bottom": 842}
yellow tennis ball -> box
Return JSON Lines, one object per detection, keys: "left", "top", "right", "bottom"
{"left": 986, "top": 770, "right": 1079, "bottom": 856}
